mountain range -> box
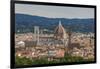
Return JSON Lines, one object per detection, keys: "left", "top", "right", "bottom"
{"left": 15, "top": 13, "right": 95, "bottom": 33}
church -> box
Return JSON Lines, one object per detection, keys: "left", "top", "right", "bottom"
{"left": 34, "top": 21, "right": 69, "bottom": 47}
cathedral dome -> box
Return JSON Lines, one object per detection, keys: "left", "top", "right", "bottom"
{"left": 54, "top": 21, "right": 67, "bottom": 40}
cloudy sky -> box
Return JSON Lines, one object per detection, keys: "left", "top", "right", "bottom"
{"left": 15, "top": 3, "right": 94, "bottom": 19}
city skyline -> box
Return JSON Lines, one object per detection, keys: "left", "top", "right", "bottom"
{"left": 15, "top": 3, "right": 95, "bottom": 67}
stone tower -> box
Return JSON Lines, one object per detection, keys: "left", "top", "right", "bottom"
{"left": 34, "top": 26, "right": 40, "bottom": 45}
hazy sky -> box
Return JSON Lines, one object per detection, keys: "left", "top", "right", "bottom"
{"left": 15, "top": 3, "right": 94, "bottom": 19}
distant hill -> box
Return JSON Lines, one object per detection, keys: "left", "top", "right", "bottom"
{"left": 15, "top": 13, "right": 95, "bottom": 33}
